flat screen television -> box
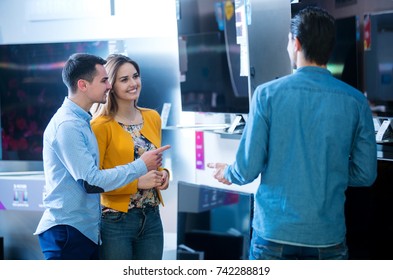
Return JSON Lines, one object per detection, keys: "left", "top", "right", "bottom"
{"left": 0, "top": 40, "right": 111, "bottom": 164}
{"left": 364, "top": 11, "right": 393, "bottom": 116}
{"left": 0, "top": 36, "right": 178, "bottom": 170}
{"left": 177, "top": 0, "right": 250, "bottom": 114}
{"left": 327, "top": 15, "right": 361, "bottom": 91}
{"left": 177, "top": 181, "right": 254, "bottom": 260}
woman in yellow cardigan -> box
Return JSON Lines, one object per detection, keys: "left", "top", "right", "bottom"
{"left": 91, "top": 54, "right": 170, "bottom": 260}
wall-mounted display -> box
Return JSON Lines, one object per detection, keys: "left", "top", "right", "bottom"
{"left": 177, "top": 0, "right": 291, "bottom": 115}
{"left": 177, "top": 0, "right": 250, "bottom": 114}
{"left": 364, "top": 11, "right": 393, "bottom": 116}
{"left": 327, "top": 15, "right": 361, "bottom": 91}
{"left": 0, "top": 36, "right": 180, "bottom": 168}
{"left": 0, "top": 41, "right": 110, "bottom": 162}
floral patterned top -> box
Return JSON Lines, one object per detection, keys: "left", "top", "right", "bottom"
{"left": 122, "top": 122, "right": 161, "bottom": 209}
{"left": 103, "top": 122, "right": 160, "bottom": 212}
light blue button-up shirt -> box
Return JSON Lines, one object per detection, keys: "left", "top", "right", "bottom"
{"left": 225, "top": 66, "right": 377, "bottom": 246}
{"left": 34, "top": 98, "right": 147, "bottom": 244}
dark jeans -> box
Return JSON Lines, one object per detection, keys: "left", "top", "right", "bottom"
{"left": 99, "top": 206, "right": 163, "bottom": 260}
{"left": 249, "top": 232, "right": 348, "bottom": 260}
{"left": 38, "top": 225, "right": 99, "bottom": 260}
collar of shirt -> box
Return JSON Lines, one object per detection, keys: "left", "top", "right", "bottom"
{"left": 295, "top": 65, "right": 331, "bottom": 76}
{"left": 63, "top": 97, "right": 92, "bottom": 124}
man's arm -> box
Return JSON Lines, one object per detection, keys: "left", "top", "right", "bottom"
{"left": 348, "top": 102, "right": 377, "bottom": 186}
{"left": 53, "top": 121, "right": 170, "bottom": 193}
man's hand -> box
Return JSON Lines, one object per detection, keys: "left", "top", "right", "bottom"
{"left": 207, "top": 162, "right": 232, "bottom": 185}
{"left": 140, "top": 145, "right": 171, "bottom": 171}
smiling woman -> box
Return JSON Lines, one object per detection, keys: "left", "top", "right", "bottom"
{"left": 91, "top": 54, "right": 171, "bottom": 260}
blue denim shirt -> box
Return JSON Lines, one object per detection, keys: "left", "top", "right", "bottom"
{"left": 34, "top": 98, "right": 147, "bottom": 244}
{"left": 225, "top": 66, "right": 377, "bottom": 246}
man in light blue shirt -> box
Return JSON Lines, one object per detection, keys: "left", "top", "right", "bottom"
{"left": 208, "top": 7, "right": 377, "bottom": 260}
{"left": 34, "top": 53, "right": 170, "bottom": 259}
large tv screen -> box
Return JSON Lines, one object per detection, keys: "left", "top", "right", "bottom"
{"left": 177, "top": 0, "right": 250, "bottom": 114}
{"left": 364, "top": 12, "right": 393, "bottom": 116}
{"left": 0, "top": 41, "right": 110, "bottom": 161}
{"left": 327, "top": 15, "right": 361, "bottom": 91}
{"left": 177, "top": 181, "right": 254, "bottom": 260}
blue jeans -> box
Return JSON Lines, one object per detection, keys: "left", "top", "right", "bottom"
{"left": 249, "top": 232, "right": 348, "bottom": 260}
{"left": 38, "top": 225, "right": 99, "bottom": 260}
{"left": 99, "top": 206, "right": 163, "bottom": 260}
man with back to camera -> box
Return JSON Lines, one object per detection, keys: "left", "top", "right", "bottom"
{"left": 208, "top": 7, "right": 377, "bottom": 260}
{"left": 34, "top": 53, "right": 170, "bottom": 260}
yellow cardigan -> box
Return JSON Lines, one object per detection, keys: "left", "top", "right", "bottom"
{"left": 91, "top": 108, "right": 167, "bottom": 212}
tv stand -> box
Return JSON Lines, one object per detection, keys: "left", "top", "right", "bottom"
{"left": 226, "top": 114, "right": 246, "bottom": 134}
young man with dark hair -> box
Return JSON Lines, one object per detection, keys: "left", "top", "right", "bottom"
{"left": 208, "top": 7, "right": 376, "bottom": 260}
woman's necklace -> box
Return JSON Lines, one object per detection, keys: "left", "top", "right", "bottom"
{"left": 116, "top": 109, "right": 142, "bottom": 126}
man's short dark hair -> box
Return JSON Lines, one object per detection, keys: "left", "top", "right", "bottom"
{"left": 290, "top": 6, "right": 336, "bottom": 65}
{"left": 62, "top": 53, "right": 107, "bottom": 93}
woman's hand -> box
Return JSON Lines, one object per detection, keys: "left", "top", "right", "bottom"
{"left": 137, "top": 170, "right": 164, "bottom": 189}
